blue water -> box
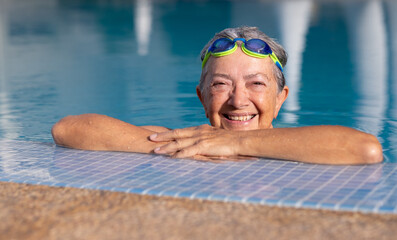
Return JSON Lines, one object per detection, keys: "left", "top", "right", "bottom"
{"left": 0, "top": 0, "right": 396, "bottom": 162}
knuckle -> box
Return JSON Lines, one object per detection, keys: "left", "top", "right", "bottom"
{"left": 176, "top": 149, "right": 188, "bottom": 158}
{"left": 173, "top": 129, "right": 181, "bottom": 137}
{"left": 198, "top": 124, "right": 212, "bottom": 132}
{"left": 196, "top": 139, "right": 208, "bottom": 148}
{"left": 173, "top": 139, "right": 181, "bottom": 147}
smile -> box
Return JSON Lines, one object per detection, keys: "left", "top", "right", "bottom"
{"left": 223, "top": 114, "right": 256, "bottom": 121}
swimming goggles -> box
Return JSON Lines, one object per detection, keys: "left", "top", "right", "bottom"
{"left": 202, "top": 38, "right": 283, "bottom": 72}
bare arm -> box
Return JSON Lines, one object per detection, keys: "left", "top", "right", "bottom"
{"left": 150, "top": 125, "right": 383, "bottom": 165}
{"left": 51, "top": 114, "right": 169, "bottom": 153}
{"left": 237, "top": 126, "right": 382, "bottom": 164}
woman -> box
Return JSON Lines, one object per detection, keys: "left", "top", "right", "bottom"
{"left": 52, "top": 27, "right": 383, "bottom": 164}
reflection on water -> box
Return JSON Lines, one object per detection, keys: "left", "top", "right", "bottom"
{"left": 0, "top": 0, "right": 20, "bottom": 139}
{"left": 134, "top": 0, "right": 152, "bottom": 56}
{"left": 277, "top": 0, "right": 313, "bottom": 124}
{"left": 0, "top": 0, "right": 396, "bottom": 162}
{"left": 384, "top": 0, "right": 397, "bottom": 161}
{"left": 343, "top": 0, "right": 387, "bottom": 137}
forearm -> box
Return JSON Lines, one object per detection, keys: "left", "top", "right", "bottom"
{"left": 238, "top": 126, "right": 383, "bottom": 164}
{"left": 52, "top": 114, "right": 164, "bottom": 153}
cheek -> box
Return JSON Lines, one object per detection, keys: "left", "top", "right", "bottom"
{"left": 252, "top": 90, "right": 269, "bottom": 105}
{"left": 202, "top": 93, "right": 219, "bottom": 118}
{"left": 206, "top": 92, "right": 227, "bottom": 112}
{"left": 254, "top": 91, "right": 278, "bottom": 113}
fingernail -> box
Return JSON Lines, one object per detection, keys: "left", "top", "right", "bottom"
{"left": 154, "top": 147, "right": 165, "bottom": 154}
{"left": 149, "top": 133, "right": 157, "bottom": 140}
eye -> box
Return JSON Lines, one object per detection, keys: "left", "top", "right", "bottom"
{"left": 250, "top": 81, "right": 266, "bottom": 87}
{"left": 248, "top": 80, "right": 267, "bottom": 91}
{"left": 253, "top": 81, "right": 265, "bottom": 85}
{"left": 211, "top": 81, "right": 230, "bottom": 88}
{"left": 212, "top": 81, "right": 226, "bottom": 86}
{"left": 210, "top": 80, "right": 230, "bottom": 92}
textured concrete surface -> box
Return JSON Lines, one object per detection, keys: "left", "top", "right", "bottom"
{"left": 1, "top": 181, "right": 397, "bottom": 240}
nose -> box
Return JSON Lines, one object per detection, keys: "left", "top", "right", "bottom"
{"left": 228, "top": 83, "right": 250, "bottom": 109}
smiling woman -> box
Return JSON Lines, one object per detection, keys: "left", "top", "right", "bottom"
{"left": 51, "top": 26, "right": 383, "bottom": 165}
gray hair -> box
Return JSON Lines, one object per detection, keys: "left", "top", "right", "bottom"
{"left": 199, "top": 26, "right": 287, "bottom": 92}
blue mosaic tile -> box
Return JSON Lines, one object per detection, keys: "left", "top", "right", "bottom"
{"left": 0, "top": 139, "right": 396, "bottom": 214}
{"left": 300, "top": 200, "right": 318, "bottom": 208}
{"left": 319, "top": 202, "right": 336, "bottom": 209}
{"left": 378, "top": 205, "right": 396, "bottom": 212}
{"left": 175, "top": 190, "right": 195, "bottom": 198}
{"left": 262, "top": 198, "right": 280, "bottom": 205}
{"left": 338, "top": 203, "right": 357, "bottom": 211}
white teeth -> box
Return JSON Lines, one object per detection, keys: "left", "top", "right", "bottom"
{"left": 228, "top": 115, "right": 255, "bottom": 121}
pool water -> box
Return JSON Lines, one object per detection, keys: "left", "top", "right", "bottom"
{"left": 0, "top": 0, "right": 397, "bottom": 163}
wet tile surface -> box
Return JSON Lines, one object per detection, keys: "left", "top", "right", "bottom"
{"left": 0, "top": 139, "right": 396, "bottom": 214}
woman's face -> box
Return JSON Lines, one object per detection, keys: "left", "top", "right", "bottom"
{"left": 197, "top": 48, "right": 288, "bottom": 130}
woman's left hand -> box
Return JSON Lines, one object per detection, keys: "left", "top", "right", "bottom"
{"left": 149, "top": 124, "right": 244, "bottom": 159}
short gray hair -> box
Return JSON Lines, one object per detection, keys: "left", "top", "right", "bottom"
{"left": 199, "top": 26, "right": 287, "bottom": 92}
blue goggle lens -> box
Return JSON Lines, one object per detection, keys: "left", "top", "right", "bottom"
{"left": 245, "top": 39, "right": 272, "bottom": 54}
{"left": 209, "top": 38, "right": 235, "bottom": 53}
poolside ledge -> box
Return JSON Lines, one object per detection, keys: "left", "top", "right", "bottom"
{"left": 1, "top": 181, "right": 396, "bottom": 240}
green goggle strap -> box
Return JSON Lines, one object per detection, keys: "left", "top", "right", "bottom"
{"left": 241, "top": 45, "right": 281, "bottom": 64}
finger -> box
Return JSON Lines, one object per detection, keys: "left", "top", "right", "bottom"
{"left": 153, "top": 137, "right": 199, "bottom": 154}
{"left": 172, "top": 144, "right": 200, "bottom": 159}
{"left": 149, "top": 129, "right": 191, "bottom": 142}
{"left": 149, "top": 125, "right": 211, "bottom": 142}
{"left": 169, "top": 140, "right": 250, "bottom": 161}
{"left": 171, "top": 145, "right": 240, "bottom": 161}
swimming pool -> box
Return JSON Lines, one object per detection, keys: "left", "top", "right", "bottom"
{"left": 0, "top": 0, "right": 397, "bottom": 213}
